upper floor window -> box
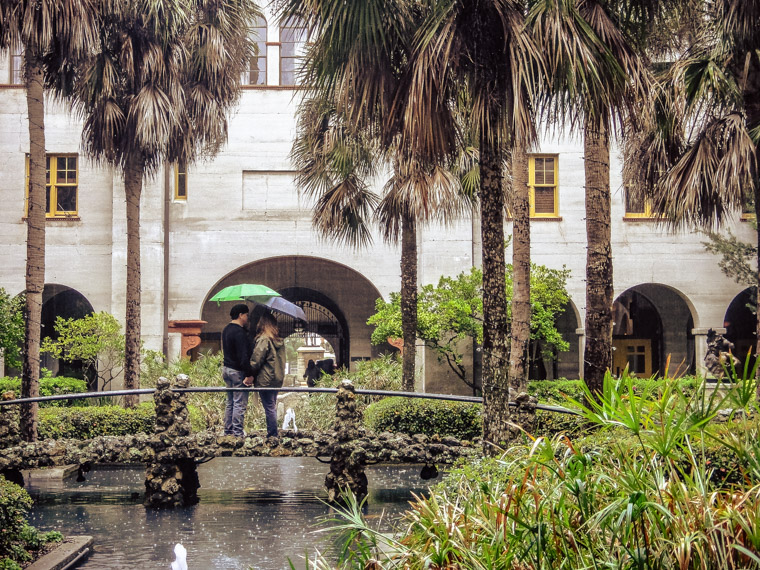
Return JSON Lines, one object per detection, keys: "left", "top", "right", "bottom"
{"left": 175, "top": 161, "right": 187, "bottom": 200}
{"left": 280, "top": 18, "right": 307, "bottom": 86}
{"left": 26, "top": 154, "right": 78, "bottom": 217}
{"left": 529, "top": 155, "right": 558, "bottom": 217}
{"left": 243, "top": 15, "right": 267, "bottom": 86}
{"left": 10, "top": 47, "right": 22, "bottom": 85}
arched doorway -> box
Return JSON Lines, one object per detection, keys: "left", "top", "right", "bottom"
{"left": 40, "top": 285, "right": 95, "bottom": 384}
{"left": 724, "top": 287, "right": 756, "bottom": 366}
{"left": 528, "top": 299, "right": 581, "bottom": 380}
{"left": 612, "top": 284, "right": 696, "bottom": 378}
{"left": 198, "top": 256, "right": 384, "bottom": 370}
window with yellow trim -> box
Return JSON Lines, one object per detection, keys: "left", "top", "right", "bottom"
{"left": 26, "top": 154, "right": 78, "bottom": 217}
{"left": 624, "top": 188, "right": 655, "bottom": 218}
{"left": 175, "top": 161, "right": 187, "bottom": 200}
{"left": 529, "top": 155, "right": 558, "bottom": 217}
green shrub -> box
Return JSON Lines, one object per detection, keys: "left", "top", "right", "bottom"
{"left": 38, "top": 403, "right": 155, "bottom": 439}
{"left": 364, "top": 397, "right": 481, "bottom": 440}
{"left": 0, "top": 476, "right": 62, "bottom": 568}
{"left": 0, "top": 376, "right": 87, "bottom": 407}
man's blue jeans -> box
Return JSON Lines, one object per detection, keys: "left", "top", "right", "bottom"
{"left": 223, "top": 367, "right": 249, "bottom": 437}
{"left": 258, "top": 390, "right": 279, "bottom": 438}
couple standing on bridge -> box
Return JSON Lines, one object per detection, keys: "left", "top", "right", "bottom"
{"left": 221, "top": 304, "right": 286, "bottom": 439}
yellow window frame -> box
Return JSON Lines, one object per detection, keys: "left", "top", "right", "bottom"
{"left": 623, "top": 189, "right": 656, "bottom": 219}
{"left": 174, "top": 161, "right": 187, "bottom": 200}
{"left": 25, "top": 154, "right": 78, "bottom": 218}
{"left": 528, "top": 154, "right": 559, "bottom": 218}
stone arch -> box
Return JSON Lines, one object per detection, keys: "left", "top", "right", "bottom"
{"left": 723, "top": 287, "right": 756, "bottom": 365}
{"left": 612, "top": 283, "right": 697, "bottom": 377}
{"left": 550, "top": 298, "right": 582, "bottom": 380}
{"left": 198, "top": 256, "right": 384, "bottom": 369}
{"left": 40, "top": 284, "right": 95, "bottom": 384}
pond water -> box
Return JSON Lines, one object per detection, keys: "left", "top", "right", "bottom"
{"left": 25, "top": 458, "right": 435, "bottom": 569}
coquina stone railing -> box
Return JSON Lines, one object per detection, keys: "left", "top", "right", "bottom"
{"left": 0, "top": 376, "right": 481, "bottom": 507}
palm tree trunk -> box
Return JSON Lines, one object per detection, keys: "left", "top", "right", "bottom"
{"left": 123, "top": 155, "right": 144, "bottom": 408}
{"left": 400, "top": 213, "right": 417, "bottom": 392}
{"left": 583, "top": 113, "right": 613, "bottom": 396}
{"left": 21, "top": 51, "right": 46, "bottom": 442}
{"left": 509, "top": 144, "right": 530, "bottom": 393}
{"left": 479, "top": 131, "right": 511, "bottom": 452}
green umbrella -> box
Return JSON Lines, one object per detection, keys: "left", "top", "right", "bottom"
{"left": 209, "top": 284, "right": 281, "bottom": 304}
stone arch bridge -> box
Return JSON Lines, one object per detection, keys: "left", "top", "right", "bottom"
{"left": 0, "top": 377, "right": 485, "bottom": 507}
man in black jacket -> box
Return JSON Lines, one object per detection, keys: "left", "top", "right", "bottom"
{"left": 222, "top": 304, "right": 255, "bottom": 437}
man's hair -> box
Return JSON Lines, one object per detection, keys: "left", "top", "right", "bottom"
{"left": 230, "top": 304, "right": 249, "bottom": 319}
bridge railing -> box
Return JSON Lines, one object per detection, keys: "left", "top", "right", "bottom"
{"left": 0, "top": 386, "right": 578, "bottom": 415}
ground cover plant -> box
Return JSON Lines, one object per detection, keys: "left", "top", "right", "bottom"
{"left": 305, "top": 367, "right": 760, "bottom": 569}
{"left": 0, "top": 476, "right": 62, "bottom": 569}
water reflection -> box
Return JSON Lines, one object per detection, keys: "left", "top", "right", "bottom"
{"left": 25, "top": 458, "right": 434, "bottom": 569}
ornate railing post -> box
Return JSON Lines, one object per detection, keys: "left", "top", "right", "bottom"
{"left": 144, "top": 375, "right": 199, "bottom": 508}
{"left": 325, "top": 379, "right": 368, "bottom": 503}
{"left": 0, "top": 391, "right": 21, "bottom": 448}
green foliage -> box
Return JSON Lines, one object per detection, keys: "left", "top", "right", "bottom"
{"left": 364, "top": 397, "right": 481, "bottom": 440}
{"left": 38, "top": 403, "right": 155, "bottom": 439}
{"left": 0, "top": 376, "right": 87, "bottom": 407}
{"left": 368, "top": 264, "right": 570, "bottom": 389}
{"left": 287, "top": 355, "right": 404, "bottom": 432}
{"left": 41, "top": 312, "right": 125, "bottom": 390}
{"left": 0, "top": 476, "right": 61, "bottom": 568}
{"left": 320, "top": 369, "right": 760, "bottom": 569}
{"left": 704, "top": 229, "right": 758, "bottom": 288}
{"left": 0, "top": 290, "right": 24, "bottom": 371}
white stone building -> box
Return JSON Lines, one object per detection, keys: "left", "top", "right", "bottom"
{"left": 0, "top": 11, "right": 756, "bottom": 393}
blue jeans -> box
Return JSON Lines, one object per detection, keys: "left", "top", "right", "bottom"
{"left": 259, "top": 390, "right": 279, "bottom": 437}
{"left": 223, "top": 367, "right": 249, "bottom": 437}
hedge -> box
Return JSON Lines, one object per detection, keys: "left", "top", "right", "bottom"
{"left": 364, "top": 397, "right": 482, "bottom": 440}
{"left": 528, "top": 377, "right": 703, "bottom": 405}
{"left": 0, "top": 377, "right": 87, "bottom": 407}
{"left": 38, "top": 403, "right": 156, "bottom": 439}
{"left": 36, "top": 402, "right": 209, "bottom": 439}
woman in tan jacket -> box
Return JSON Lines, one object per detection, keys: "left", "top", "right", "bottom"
{"left": 245, "top": 312, "right": 286, "bottom": 438}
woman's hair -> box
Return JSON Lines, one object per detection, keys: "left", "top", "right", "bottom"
{"left": 256, "top": 312, "right": 281, "bottom": 342}
{"left": 306, "top": 359, "right": 316, "bottom": 369}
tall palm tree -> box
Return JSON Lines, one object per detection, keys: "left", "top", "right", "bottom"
{"left": 0, "top": 0, "right": 96, "bottom": 440}
{"left": 285, "top": 0, "right": 542, "bottom": 447}
{"left": 529, "top": 0, "right": 683, "bottom": 395}
{"left": 630, "top": 0, "right": 760, "bottom": 387}
{"left": 404, "top": 0, "right": 542, "bottom": 447}
{"left": 70, "top": 0, "right": 257, "bottom": 405}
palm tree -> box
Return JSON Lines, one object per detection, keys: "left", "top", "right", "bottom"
{"left": 404, "top": 1, "right": 542, "bottom": 447}
{"left": 285, "top": 0, "right": 542, "bottom": 447}
{"left": 629, "top": 0, "right": 760, "bottom": 387}
{"left": 529, "top": 0, "right": 684, "bottom": 395}
{"left": 291, "top": 97, "right": 466, "bottom": 392}
{"left": 70, "top": 0, "right": 257, "bottom": 405}
{"left": 0, "top": 0, "right": 96, "bottom": 440}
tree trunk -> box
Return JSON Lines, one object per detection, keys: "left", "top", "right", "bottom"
{"left": 479, "top": 131, "right": 512, "bottom": 452}
{"left": 123, "top": 155, "right": 144, "bottom": 408}
{"left": 21, "top": 51, "right": 46, "bottom": 442}
{"left": 509, "top": 144, "right": 531, "bottom": 393}
{"left": 583, "top": 113, "right": 613, "bottom": 396}
{"left": 400, "top": 213, "right": 417, "bottom": 392}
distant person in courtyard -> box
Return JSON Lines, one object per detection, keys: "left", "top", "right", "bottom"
{"left": 221, "top": 304, "right": 255, "bottom": 437}
{"left": 303, "top": 359, "right": 320, "bottom": 388}
{"left": 245, "top": 312, "right": 286, "bottom": 439}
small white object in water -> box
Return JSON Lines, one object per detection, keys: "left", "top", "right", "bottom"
{"left": 282, "top": 407, "right": 297, "bottom": 432}
{"left": 171, "top": 543, "right": 187, "bottom": 570}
